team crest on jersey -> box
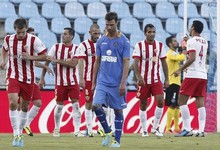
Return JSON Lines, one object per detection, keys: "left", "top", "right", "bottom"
{"left": 114, "top": 42, "right": 118, "bottom": 47}
{"left": 106, "top": 50, "right": 112, "bottom": 56}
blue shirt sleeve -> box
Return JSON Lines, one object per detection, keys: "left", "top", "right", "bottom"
{"left": 96, "top": 37, "right": 102, "bottom": 57}
{"left": 122, "top": 35, "right": 130, "bottom": 59}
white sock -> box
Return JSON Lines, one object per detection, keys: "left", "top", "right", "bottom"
{"left": 9, "top": 110, "right": 19, "bottom": 136}
{"left": 179, "top": 105, "right": 191, "bottom": 131}
{"left": 110, "top": 109, "right": 115, "bottom": 133}
{"left": 198, "top": 107, "right": 206, "bottom": 133}
{"left": 54, "top": 104, "right": 63, "bottom": 130}
{"left": 72, "top": 102, "right": 81, "bottom": 133}
{"left": 153, "top": 106, "right": 163, "bottom": 129}
{"left": 19, "top": 111, "right": 28, "bottom": 135}
{"left": 85, "top": 109, "right": 93, "bottom": 133}
{"left": 139, "top": 110, "right": 147, "bottom": 132}
{"left": 25, "top": 105, "right": 40, "bottom": 127}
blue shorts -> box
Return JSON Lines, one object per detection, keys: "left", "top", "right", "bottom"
{"left": 93, "top": 84, "right": 127, "bottom": 109}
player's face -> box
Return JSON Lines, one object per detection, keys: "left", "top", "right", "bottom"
{"left": 90, "top": 28, "right": 101, "bottom": 43}
{"left": 15, "top": 27, "right": 27, "bottom": 40}
{"left": 171, "top": 38, "right": 179, "bottom": 49}
{"left": 145, "top": 27, "right": 156, "bottom": 42}
{"left": 62, "top": 30, "right": 73, "bottom": 44}
{"left": 105, "top": 19, "right": 117, "bottom": 34}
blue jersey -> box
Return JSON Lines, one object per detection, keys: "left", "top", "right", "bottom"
{"left": 96, "top": 32, "right": 130, "bottom": 86}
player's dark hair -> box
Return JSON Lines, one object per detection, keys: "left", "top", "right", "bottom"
{"left": 64, "top": 27, "right": 74, "bottom": 39}
{"left": 166, "top": 35, "right": 176, "bottom": 47}
{"left": 144, "top": 24, "right": 155, "bottom": 33}
{"left": 192, "top": 20, "right": 203, "bottom": 34}
{"left": 14, "top": 18, "right": 27, "bottom": 29}
{"left": 27, "top": 27, "right": 35, "bottom": 33}
{"left": 105, "top": 12, "right": 118, "bottom": 22}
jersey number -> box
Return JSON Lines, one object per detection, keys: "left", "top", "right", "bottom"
{"left": 199, "top": 46, "right": 203, "bottom": 60}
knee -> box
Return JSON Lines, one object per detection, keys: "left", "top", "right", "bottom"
{"left": 140, "top": 100, "right": 147, "bottom": 111}
{"left": 34, "top": 100, "right": 42, "bottom": 107}
{"left": 92, "top": 104, "right": 102, "bottom": 111}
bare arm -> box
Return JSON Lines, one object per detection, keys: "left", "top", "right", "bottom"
{"left": 133, "top": 58, "right": 145, "bottom": 86}
{"left": 35, "top": 61, "right": 54, "bottom": 76}
{"left": 119, "top": 58, "right": 130, "bottom": 96}
{"left": 22, "top": 52, "right": 47, "bottom": 61}
{"left": 0, "top": 48, "right": 8, "bottom": 69}
{"left": 48, "top": 56, "right": 78, "bottom": 68}
{"left": 161, "top": 58, "right": 169, "bottom": 88}
{"left": 78, "top": 59, "right": 85, "bottom": 88}
{"left": 39, "top": 60, "right": 50, "bottom": 87}
{"left": 92, "top": 56, "right": 101, "bottom": 91}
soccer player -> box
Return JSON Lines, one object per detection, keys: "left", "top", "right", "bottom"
{"left": 132, "top": 24, "right": 169, "bottom": 137}
{"left": 165, "top": 36, "right": 186, "bottom": 134}
{"left": 77, "top": 24, "right": 101, "bottom": 137}
{"left": 92, "top": 12, "right": 130, "bottom": 148}
{"left": 39, "top": 28, "right": 84, "bottom": 137}
{"left": 20, "top": 27, "right": 53, "bottom": 136}
{"left": 0, "top": 18, "right": 47, "bottom": 147}
{"left": 173, "top": 20, "right": 208, "bottom": 137}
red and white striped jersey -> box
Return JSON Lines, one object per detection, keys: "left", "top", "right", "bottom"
{"left": 76, "top": 39, "right": 96, "bottom": 81}
{"left": 132, "top": 40, "right": 166, "bottom": 84}
{"left": 48, "top": 43, "right": 78, "bottom": 86}
{"left": 3, "top": 33, "right": 46, "bottom": 84}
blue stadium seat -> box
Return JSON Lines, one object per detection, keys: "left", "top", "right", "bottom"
{"left": 73, "top": 33, "right": 81, "bottom": 45}
{"left": 97, "top": 18, "right": 106, "bottom": 33}
{"left": 78, "top": 0, "right": 99, "bottom": 4}
{"left": 169, "top": 0, "right": 191, "bottom": 3}
{"left": 178, "top": 3, "right": 200, "bottom": 18}
{"left": 4, "top": 17, "right": 17, "bottom": 34}
{"left": 133, "top": 2, "right": 155, "bottom": 19}
{"left": 166, "top": 17, "right": 184, "bottom": 34}
{"left": 188, "top": 18, "right": 209, "bottom": 32}
{"left": 87, "top": 2, "right": 107, "bottom": 19}
{"left": 191, "top": 0, "right": 213, "bottom": 3}
{"left": 33, "top": 0, "right": 55, "bottom": 3}
{"left": 110, "top": 2, "right": 132, "bottom": 19}
{"left": 156, "top": 31, "right": 171, "bottom": 47}
{"left": 142, "top": 17, "right": 164, "bottom": 32}
{"left": 64, "top": 2, "right": 86, "bottom": 19}
{"left": 0, "top": 2, "right": 17, "bottom": 19}
{"left": 156, "top": 2, "right": 177, "bottom": 19}
{"left": 101, "top": 0, "right": 122, "bottom": 4}
{"left": 56, "top": 0, "right": 77, "bottom": 3}
{"left": 51, "top": 17, "right": 71, "bottom": 34}
{"left": 146, "top": 0, "right": 168, "bottom": 4}
{"left": 83, "top": 32, "right": 90, "bottom": 41}
{"left": 42, "top": 2, "right": 63, "bottom": 19}
{"left": 28, "top": 17, "right": 49, "bottom": 34}
{"left": 0, "top": 0, "right": 9, "bottom": 2}
{"left": 176, "top": 32, "right": 189, "bottom": 44}
{"left": 120, "top": 17, "right": 141, "bottom": 34}
{"left": 124, "top": 0, "right": 145, "bottom": 3}
{"left": 74, "top": 17, "right": 93, "bottom": 34}
{"left": 19, "top": 2, "right": 40, "bottom": 18}
{"left": 129, "top": 31, "right": 145, "bottom": 48}
{"left": 10, "top": 0, "right": 32, "bottom": 3}
{"left": 201, "top": 31, "right": 210, "bottom": 41}
{"left": 201, "top": 3, "right": 216, "bottom": 18}
{"left": 38, "top": 31, "right": 57, "bottom": 49}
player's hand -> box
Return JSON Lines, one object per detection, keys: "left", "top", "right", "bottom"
{"left": 38, "top": 79, "right": 45, "bottom": 88}
{"left": 119, "top": 83, "right": 126, "bottom": 96}
{"left": 79, "top": 79, "right": 85, "bottom": 88}
{"left": 164, "top": 79, "right": 169, "bottom": 89}
{"left": 171, "top": 69, "right": 181, "bottom": 77}
{"left": 0, "top": 62, "right": 6, "bottom": 69}
{"left": 91, "top": 82, "right": 96, "bottom": 93}
{"left": 22, "top": 52, "right": 32, "bottom": 60}
{"left": 46, "top": 67, "right": 54, "bottom": 76}
{"left": 47, "top": 56, "right": 57, "bottom": 63}
{"left": 137, "top": 76, "right": 145, "bottom": 86}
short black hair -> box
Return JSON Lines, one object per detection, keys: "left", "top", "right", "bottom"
{"left": 144, "top": 24, "right": 155, "bottom": 33}
{"left": 27, "top": 27, "right": 35, "bottom": 33}
{"left": 105, "top": 12, "right": 118, "bottom": 22}
{"left": 166, "top": 35, "right": 176, "bottom": 47}
{"left": 64, "top": 27, "right": 74, "bottom": 36}
{"left": 14, "top": 18, "right": 27, "bottom": 29}
{"left": 192, "top": 20, "right": 203, "bottom": 34}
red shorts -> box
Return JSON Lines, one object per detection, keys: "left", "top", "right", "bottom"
{"left": 136, "top": 81, "right": 164, "bottom": 100}
{"left": 32, "top": 84, "right": 41, "bottom": 100}
{"left": 179, "top": 78, "right": 207, "bottom": 97}
{"left": 82, "top": 81, "right": 93, "bottom": 102}
{"left": 55, "top": 84, "right": 80, "bottom": 102}
{"left": 7, "top": 78, "right": 34, "bottom": 101}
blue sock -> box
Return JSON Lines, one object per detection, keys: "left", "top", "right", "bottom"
{"left": 114, "top": 112, "right": 124, "bottom": 144}
{"left": 94, "top": 107, "right": 111, "bottom": 133}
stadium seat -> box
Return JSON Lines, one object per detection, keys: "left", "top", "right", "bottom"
{"left": 83, "top": 32, "right": 90, "bottom": 41}
{"left": 191, "top": 0, "right": 213, "bottom": 3}
{"left": 176, "top": 32, "right": 189, "bottom": 44}
{"left": 0, "top": 2, "right": 17, "bottom": 19}
{"left": 4, "top": 17, "right": 17, "bottom": 34}
{"left": 169, "top": 0, "right": 191, "bottom": 4}
{"left": 129, "top": 31, "right": 145, "bottom": 48}
{"left": 188, "top": 18, "right": 209, "bottom": 32}
{"left": 28, "top": 17, "right": 49, "bottom": 34}
{"left": 120, "top": 17, "right": 141, "bottom": 34}
{"left": 110, "top": 2, "right": 132, "bottom": 19}
{"left": 142, "top": 18, "right": 164, "bottom": 32}
{"left": 133, "top": 2, "right": 155, "bottom": 19}
{"left": 0, "top": 0, "right": 9, "bottom": 2}
{"left": 201, "top": 3, "right": 216, "bottom": 18}
{"left": 101, "top": 0, "right": 122, "bottom": 4}
{"left": 97, "top": 18, "right": 106, "bottom": 33}
{"left": 78, "top": 0, "right": 99, "bottom": 4}
{"left": 64, "top": 2, "right": 86, "bottom": 19}
{"left": 87, "top": 2, "right": 107, "bottom": 19}
{"left": 201, "top": 31, "right": 210, "bottom": 41}
{"left": 156, "top": 31, "right": 171, "bottom": 47}
{"left": 146, "top": 0, "right": 168, "bottom": 4}
{"left": 73, "top": 33, "right": 81, "bottom": 45}
{"left": 56, "top": 0, "right": 77, "bottom": 3}
{"left": 74, "top": 17, "right": 93, "bottom": 34}
{"left": 124, "top": 0, "right": 145, "bottom": 4}
{"left": 51, "top": 17, "right": 71, "bottom": 34}
{"left": 19, "top": 2, "right": 40, "bottom": 18}
{"left": 10, "top": 0, "right": 32, "bottom": 3}
{"left": 42, "top": 2, "right": 63, "bottom": 19}
{"left": 33, "top": 0, "right": 55, "bottom": 3}
{"left": 38, "top": 31, "right": 57, "bottom": 49}
{"left": 166, "top": 17, "right": 184, "bottom": 34}
{"left": 155, "top": 2, "right": 177, "bottom": 19}
{"left": 178, "top": 3, "right": 200, "bottom": 18}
